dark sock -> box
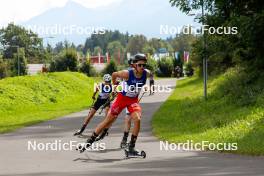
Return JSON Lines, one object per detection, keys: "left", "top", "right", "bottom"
{"left": 87, "top": 132, "right": 98, "bottom": 144}
{"left": 80, "top": 124, "right": 87, "bottom": 133}
{"left": 129, "top": 134, "right": 137, "bottom": 148}
{"left": 122, "top": 131, "right": 129, "bottom": 141}
{"left": 102, "top": 128, "right": 109, "bottom": 136}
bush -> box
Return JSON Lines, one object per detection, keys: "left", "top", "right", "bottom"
{"left": 79, "top": 59, "right": 97, "bottom": 76}
{"left": 184, "top": 62, "right": 194, "bottom": 77}
{"left": 157, "top": 57, "right": 173, "bottom": 77}
{"left": 0, "top": 59, "right": 11, "bottom": 79}
{"left": 102, "top": 60, "right": 117, "bottom": 75}
{"left": 49, "top": 49, "right": 78, "bottom": 72}
{"left": 146, "top": 57, "right": 158, "bottom": 74}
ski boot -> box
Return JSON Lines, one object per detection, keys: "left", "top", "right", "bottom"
{"left": 95, "top": 128, "right": 109, "bottom": 141}
{"left": 73, "top": 129, "right": 83, "bottom": 136}
{"left": 76, "top": 132, "right": 98, "bottom": 153}
{"left": 73, "top": 124, "right": 87, "bottom": 136}
{"left": 120, "top": 132, "right": 129, "bottom": 148}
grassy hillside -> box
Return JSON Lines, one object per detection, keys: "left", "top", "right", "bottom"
{"left": 152, "top": 67, "right": 264, "bottom": 155}
{"left": 0, "top": 72, "right": 97, "bottom": 133}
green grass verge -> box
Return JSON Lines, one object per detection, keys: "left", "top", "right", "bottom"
{"left": 0, "top": 72, "right": 98, "bottom": 133}
{"left": 152, "top": 75, "right": 264, "bottom": 156}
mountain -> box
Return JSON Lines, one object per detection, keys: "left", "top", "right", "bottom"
{"left": 22, "top": 0, "right": 198, "bottom": 45}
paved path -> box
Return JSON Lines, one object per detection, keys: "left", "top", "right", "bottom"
{"left": 1, "top": 79, "right": 264, "bottom": 176}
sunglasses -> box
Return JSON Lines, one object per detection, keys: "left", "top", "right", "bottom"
{"left": 136, "top": 64, "right": 146, "bottom": 68}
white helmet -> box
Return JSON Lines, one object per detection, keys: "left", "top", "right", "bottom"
{"left": 103, "top": 74, "right": 111, "bottom": 82}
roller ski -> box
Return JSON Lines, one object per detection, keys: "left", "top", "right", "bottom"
{"left": 124, "top": 146, "right": 146, "bottom": 158}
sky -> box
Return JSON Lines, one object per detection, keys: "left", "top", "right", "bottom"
{"left": 0, "top": 0, "right": 122, "bottom": 27}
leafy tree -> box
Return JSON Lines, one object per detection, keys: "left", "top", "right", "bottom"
{"left": 157, "top": 57, "right": 174, "bottom": 77}
{"left": 170, "top": 0, "right": 264, "bottom": 74}
{"left": 146, "top": 57, "right": 158, "bottom": 73}
{"left": 0, "top": 23, "right": 42, "bottom": 62}
{"left": 83, "top": 30, "right": 129, "bottom": 55}
{"left": 143, "top": 44, "right": 155, "bottom": 55}
{"left": 49, "top": 48, "right": 78, "bottom": 72}
{"left": 93, "top": 46, "right": 102, "bottom": 55}
{"left": 107, "top": 41, "right": 125, "bottom": 63}
{"left": 0, "top": 59, "right": 11, "bottom": 79}
{"left": 126, "top": 35, "right": 147, "bottom": 54}
{"left": 11, "top": 48, "right": 27, "bottom": 76}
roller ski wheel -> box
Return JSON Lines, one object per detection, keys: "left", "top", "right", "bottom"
{"left": 124, "top": 148, "right": 146, "bottom": 159}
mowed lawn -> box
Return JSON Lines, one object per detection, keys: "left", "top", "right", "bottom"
{"left": 0, "top": 72, "right": 98, "bottom": 133}
{"left": 152, "top": 75, "right": 264, "bottom": 156}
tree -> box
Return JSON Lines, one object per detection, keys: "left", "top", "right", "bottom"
{"left": 0, "top": 23, "right": 42, "bottom": 62}
{"left": 107, "top": 41, "right": 125, "bottom": 63}
{"left": 0, "top": 59, "right": 11, "bottom": 79}
{"left": 93, "top": 46, "right": 102, "bottom": 55}
{"left": 170, "top": 0, "right": 264, "bottom": 73}
{"left": 157, "top": 57, "right": 174, "bottom": 77}
{"left": 11, "top": 48, "right": 27, "bottom": 76}
{"left": 83, "top": 30, "right": 129, "bottom": 55}
{"left": 143, "top": 44, "right": 155, "bottom": 55}
{"left": 126, "top": 35, "right": 147, "bottom": 54}
{"left": 49, "top": 49, "right": 78, "bottom": 72}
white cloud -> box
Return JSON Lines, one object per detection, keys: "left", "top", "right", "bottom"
{"left": 0, "top": 0, "right": 121, "bottom": 27}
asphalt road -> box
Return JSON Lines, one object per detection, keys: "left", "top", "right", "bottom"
{"left": 1, "top": 78, "right": 264, "bottom": 176}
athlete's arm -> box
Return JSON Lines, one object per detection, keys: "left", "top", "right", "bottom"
{"left": 92, "top": 83, "right": 100, "bottom": 99}
{"left": 145, "top": 69, "right": 153, "bottom": 78}
{"left": 112, "top": 70, "right": 129, "bottom": 84}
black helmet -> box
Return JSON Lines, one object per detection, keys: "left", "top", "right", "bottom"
{"left": 128, "top": 56, "right": 134, "bottom": 65}
{"left": 133, "top": 53, "right": 147, "bottom": 63}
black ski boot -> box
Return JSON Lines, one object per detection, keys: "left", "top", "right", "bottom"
{"left": 73, "top": 124, "right": 87, "bottom": 136}
{"left": 76, "top": 132, "right": 98, "bottom": 153}
{"left": 95, "top": 128, "right": 109, "bottom": 141}
{"left": 120, "top": 131, "right": 129, "bottom": 148}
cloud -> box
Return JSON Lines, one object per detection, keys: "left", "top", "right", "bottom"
{"left": 0, "top": 0, "right": 121, "bottom": 27}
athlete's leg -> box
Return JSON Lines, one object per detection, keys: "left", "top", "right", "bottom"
{"left": 124, "top": 114, "right": 132, "bottom": 132}
{"left": 73, "top": 108, "right": 97, "bottom": 135}
{"left": 84, "top": 108, "right": 97, "bottom": 125}
{"left": 74, "top": 98, "right": 104, "bottom": 136}
{"left": 120, "top": 113, "right": 132, "bottom": 148}
{"left": 78, "top": 94, "right": 126, "bottom": 152}
{"left": 127, "top": 111, "right": 141, "bottom": 152}
{"left": 95, "top": 106, "right": 111, "bottom": 141}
